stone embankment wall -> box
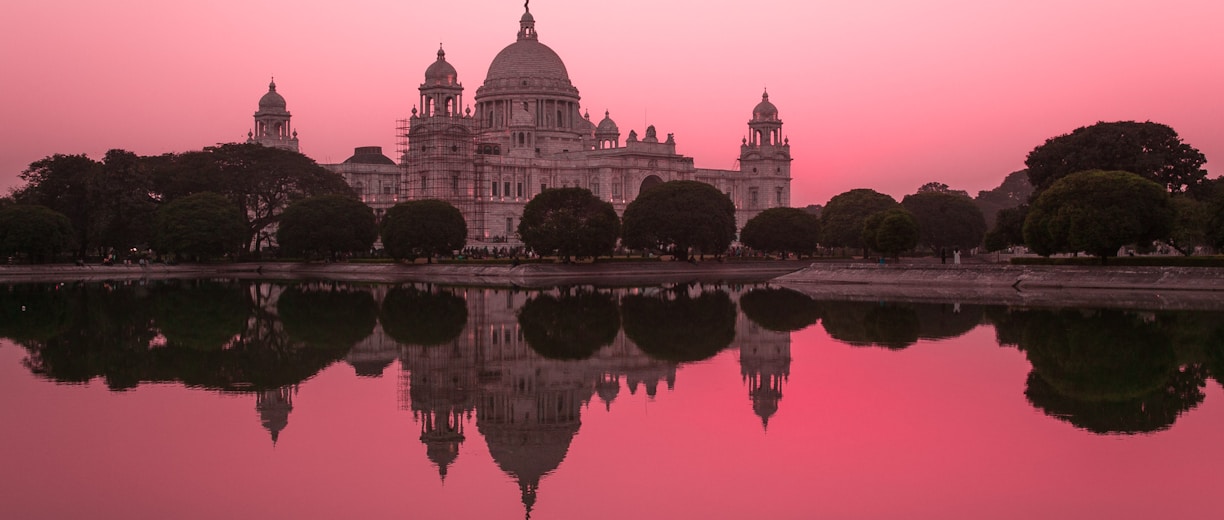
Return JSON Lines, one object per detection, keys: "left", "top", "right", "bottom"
{"left": 774, "top": 263, "right": 1224, "bottom": 311}
{"left": 0, "top": 261, "right": 804, "bottom": 287}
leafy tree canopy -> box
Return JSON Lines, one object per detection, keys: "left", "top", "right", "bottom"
{"left": 740, "top": 207, "right": 821, "bottom": 256}
{"left": 916, "top": 181, "right": 969, "bottom": 198}
{"left": 518, "top": 187, "right": 619, "bottom": 260}
{"left": 1023, "top": 170, "right": 1174, "bottom": 260}
{"left": 621, "top": 180, "right": 736, "bottom": 257}
{"left": 0, "top": 205, "right": 75, "bottom": 263}
{"left": 819, "top": 189, "right": 899, "bottom": 254}
{"left": 277, "top": 194, "right": 377, "bottom": 259}
{"left": 1025, "top": 121, "right": 1207, "bottom": 195}
{"left": 153, "top": 143, "right": 353, "bottom": 252}
{"left": 901, "top": 191, "right": 987, "bottom": 252}
{"left": 381, "top": 200, "right": 467, "bottom": 261}
{"left": 862, "top": 208, "right": 919, "bottom": 258}
{"left": 975, "top": 170, "right": 1033, "bottom": 228}
{"left": 153, "top": 192, "right": 247, "bottom": 261}
{"left": 983, "top": 205, "right": 1028, "bottom": 252}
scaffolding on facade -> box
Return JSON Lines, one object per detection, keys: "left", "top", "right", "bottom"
{"left": 397, "top": 117, "right": 488, "bottom": 241}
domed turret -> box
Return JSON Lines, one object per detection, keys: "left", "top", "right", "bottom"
{"left": 752, "top": 91, "right": 778, "bottom": 121}
{"left": 419, "top": 45, "right": 465, "bottom": 118}
{"left": 249, "top": 78, "right": 298, "bottom": 152}
{"left": 594, "top": 110, "right": 620, "bottom": 149}
{"left": 596, "top": 111, "right": 618, "bottom": 134}
{"left": 425, "top": 46, "right": 458, "bottom": 86}
{"left": 259, "top": 80, "right": 287, "bottom": 112}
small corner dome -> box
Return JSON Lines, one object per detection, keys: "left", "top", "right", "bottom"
{"left": 344, "top": 146, "right": 396, "bottom": 165}
{"left": 596, "top": 111, "right": 619, "bottom": 134}
{"left": 425, "top": 47, "right": 458, "bottom": 86}
{"left": 752, "top": 92, "right": 778, "bottom": 120}
{"left": 259, "top": 80, "right": 287, "bottom": 110}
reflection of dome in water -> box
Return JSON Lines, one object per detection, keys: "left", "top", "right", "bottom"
{"left": 479, "top": 421, "right": 579, "bottom": 517}
{"left": 348, "top": 358, "right": 394, "bottom": 378}
{"left": 256, "top": 386, "right": 295, "bottom": 445}
{"left": 595, "top": 374, "right": 620, "bottom": 411}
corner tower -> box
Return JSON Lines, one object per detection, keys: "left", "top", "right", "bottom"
{"left": 739, "top": 91, "right": 792, "bottom": 210}
{"left": 248, "top": 79, "right": 299, "bottom": 152}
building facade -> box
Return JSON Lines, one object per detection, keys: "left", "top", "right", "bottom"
{"left": 262, "top": 5, "right": 792, "bottom": 240}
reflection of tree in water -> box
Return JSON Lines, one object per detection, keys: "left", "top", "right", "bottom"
{"left": 739, "top": 287, "right": 820, "bottom": 332}
{"left": 518, "top": 289, "right": 620, "bottom": 360}
{"left": 821, "top": 302, "right": 919, "bottom": 350}
{"left": 1153, "top": 310, "right": 1224, "bottom": 390}
{"left": 17, "top": 282, "right": 158, "bottom": 390}
{"left": 380, "top": 286, "right": 467, "bottom": 346}
{"left": 1016, "top": 309, "right": 1205, "bottom": 434}
{"left": 277, "top": 283, "right": 377, "bottom": 350}
{"left": 913, "top": 303, "right": 984, "bottom": 340}
{"left": 14, "top": 281, "right": 355, "bottom": 392}
{"left": 621, "top": 286, "right": 736, "bottom": 362}
{"left": 0, "top": 284, "right": 73, "bottom": 343}
{"left": 152, "top": 279, "right": 250, "bottom": 350}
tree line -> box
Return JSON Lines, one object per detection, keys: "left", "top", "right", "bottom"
{"left": 4, "top": 120, "right": 1220, "bottom": 264}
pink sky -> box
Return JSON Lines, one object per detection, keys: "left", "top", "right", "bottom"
{"left": 2, "top": 0, "right": 1221, "bottom": 207}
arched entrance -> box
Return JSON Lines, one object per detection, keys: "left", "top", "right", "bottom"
{"left": 639, "top": 175, "right": 664, "bottom": 194}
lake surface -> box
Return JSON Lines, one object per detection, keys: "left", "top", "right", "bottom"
{"left": 1, "top": 279, "right": 1221, "bottom": 519}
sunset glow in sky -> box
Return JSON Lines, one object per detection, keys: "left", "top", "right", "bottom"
{"left": 2, "top": 0, "right": 1221, "bottom": 206}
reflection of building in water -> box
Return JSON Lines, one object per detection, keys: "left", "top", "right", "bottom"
{"left": 401, "top": 338, "right": 478, "bottom": 480}
{"left": 256, "top": 385, "right": 296, "bottom": 445}
{"left": 343, "top": 284, "right": 791, "bottom": 514}
{"left": 739, "top": 330, "right": 791, "bottom": 429}
{"left": 345, "top": 287, "right": 399, "bottom": 377}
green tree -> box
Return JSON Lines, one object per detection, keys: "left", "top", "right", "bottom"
{"left": 916, "top": 181, "right": 969, "bottom": 198}
{"left": 862, "top": 208, "right": 919, "bottom": 259}
{"left": 153, "top": 192, "right": 247, "bottom": 261}
{"left": 1025, "top": 121, "right": 1207, "bottom": 195}
{"left": 277, "top": 195, "right": 377, "bottom": 259}
{"left": 1023, "top": 170, "right": 1174, "bottom": 262}
{"left": 91, "top": 149, "right": 158, "bottom": 254}
{"left": 621, "top": 180, "right": 736, "bottom": 258}
{"left": 152, "top": 143, "right": 354, "bottom": 252}
{"left": 0, "top": 205, "right": 75, "bottom": 263}
{"left": 380, "top": 200, "right": 467, "bottom": 262}
{"left": 739, "top": 207, "right": 821, "bottom": 257}
{"left": 975, "top": 170, "right": 1033, "bottom": 228}
{"left": 518, "top": 187, "right": 619, "bottom": 260}
{"left": 14, "top": 154, "right": 99, "bottom": 256}
{"left": 902, "top": 191, "right": 987, "bottom": 253}
{"left": 819, "top": 189, "right": 899, "bottom": 257}
{"left": 1201, "top": 179, "right": 1224, "bottom": 250}
{"left": 983, "top": 205, "right": 1028, "bottom": 252}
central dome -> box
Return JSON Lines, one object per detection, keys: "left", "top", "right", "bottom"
{"left": 486, "top": 39, "right": 570, "bottom": 82}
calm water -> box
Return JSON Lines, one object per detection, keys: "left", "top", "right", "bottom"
{"left": 1, "top": 280, "right": 1222, "bottom": 519}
